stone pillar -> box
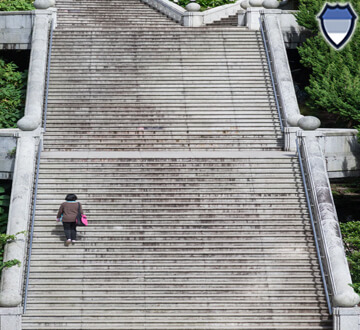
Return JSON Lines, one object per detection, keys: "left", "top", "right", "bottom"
{"left": 246, "top": 7, "right": 263, "bottom": 30}
{"left": 17, "top": 11, "right": 51, "bottom": 131}
{"left": 0, "top": 134, "right": 38, "bottom": 307}
{"left": 300, "top": 132, "right": 360, "bottom": 307}
{"left": 333, "top": 307, "right": 360, "bottom": 330}
{"left": 183, "top": 3, "right": 203, "bottom": 27}
{"left": 0, "top": 308, "right": 22, "bottom": 330}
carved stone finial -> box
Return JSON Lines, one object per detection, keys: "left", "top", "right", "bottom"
{"left": 185, "top": 2, "right": 201, "bottom": 11}
{"left": 262, "top": 0, "right": 279, "bottom": 8}
{"left": 240, "top": 0, "right": 250, "bottom": 9}
{"left": 249, "top": 0, "right": 263, "bottom": 7}
{"left": 298, "top": 116, "right": 321, "bottom": 130}
{"left": 34, "top": 0, "right": 56, "bottom": 9}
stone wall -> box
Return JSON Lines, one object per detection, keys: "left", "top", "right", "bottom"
{"left": 0, "top": 130, "right": 18, "bottom": 180}
{"left": 0, "top": 12, "right": 33, "bottom": 50}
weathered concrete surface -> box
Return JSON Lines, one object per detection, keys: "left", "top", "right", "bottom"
{"left": 202, "top": 1, "right": 242, "bottom": 25}
{"left": 263, "top": 13, "right": 302, "bottom": 127}
{"left": 141, "top": 0, "right": 185, "bottom": 23}
{"left": 277, "top": 10, "right": 311, "bottom": 49}
{"left": 0, "top": 130, "right": 19, "bottom": 180}
{"left": 0, "top": 307, "right": 22, "bottom": 330}
{"left": 286, "top": 128, "right": 360, "bottom": 178}
{"left": 0, "top": 12, "right": 33, "bottom": 50}
{"left": 298, "top": 116, "right": 321, "bottom": 130}
{"left": 319, "top": 129, "right": 360, "bottom": 179}
{"left": 0, "top": 132, "right": 39, "bottom": 307}
{"left": 141, "top": 0, "right": 243, "bottom": 26}
{"left": 333, "top": 307, "right": 360, "bottom": 330}
{"left": 299, "top": 131, "right": 360, "bottom": 308}
{"left": 17, "top": 11, "right": 51, "bottom": 131}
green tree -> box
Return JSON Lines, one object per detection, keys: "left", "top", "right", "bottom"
{"left": 0, "top": 0, "right": 35, "bottom": 11}
{"left": 0, "top": 59, "right": 27, "bottom": 128}
{"left": 340, "top": 221, "right": 360, "bottom": 294}
{"left": 169, "top": 0, "right": 235, "bottom": 11}
{"left": 0, "top": 183, "right": 23, "bottom": 275}
{"left": 296, "top": 0, "right": 360, "bottom": 130}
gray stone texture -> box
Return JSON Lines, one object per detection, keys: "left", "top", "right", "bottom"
{"left": 34, "top": 0, "right": 56, "bottom": 9}
{"left": 298, "top": 116, "right": 321, "bottom": 130}
{"left": 0, "top": 308, "right": 22, "bottom": 330}
{"left": 0, "top": 13, "right": 33, "bottom": 49}
{"left": 17, "top": 11, "right": 51, "bottom": 131}
{"left": 0, "top": 130, "right": 18, "bottom": 180}
{"left": 285, "top": 128, "right": 360, "bottom": 178}
{"left": 263, "top": 14, "right": 303, "bottom": 127}
{"left": 300, "top": 133, "right": 360, "bottom": 308}
{"left": 185, "top": 2, "right": 200, "bottom": 12}
{"left": 333, "top": 307, "right": 360, "bottom": 330}
{"left": 0, "top": 133, "right": 38, "bottom": 307}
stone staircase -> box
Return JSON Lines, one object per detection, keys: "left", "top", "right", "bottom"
{"left": 23, "top": 152, "right": 331, "bottom": 329}
{"left": 22, "top": 0, "right": 331, "bottom": 328}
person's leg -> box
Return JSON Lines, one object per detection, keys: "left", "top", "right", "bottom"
{"left": 63, "top": 222, "right": 71, "bottom": 240}
{"left": 70, "top": 222, "right": 77, "bottom": 241}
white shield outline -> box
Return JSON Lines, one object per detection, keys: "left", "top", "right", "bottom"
{"left": 318, "top": 3, "right": 358, "bottom": 50}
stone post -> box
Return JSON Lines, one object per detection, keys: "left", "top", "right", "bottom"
{"left": 333, "top": 307, "right": 360, "bottom": 330}
{"left": 246, "top": 7, "right": 263, "bottom": 30}
{"left": 183, "top": 2, "right": 203, "bottom": 27}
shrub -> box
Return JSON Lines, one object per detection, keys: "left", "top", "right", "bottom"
{"left": 170, "top": 0, "right": 235, "bottom": 11}
{"left": 340, "top": 221, "right": 360, "bottom": 295}
{"left": 0, "top": 183, "right": 23, "bottom": 274}
{"left": 296, "top": 0, "right": 360, "bottom": 132}
{"left": 0, "top": 0, "right": 35, "bottom": 11}
{"left": 0, "top": 59, "right": 27, "bottom": 128}
{"left": 0, "top": 185, "right": 10, "bottom": 233}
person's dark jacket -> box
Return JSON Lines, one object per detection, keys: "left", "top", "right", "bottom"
{"left": 57, "top": 202, "right": 83, "bottom": 223}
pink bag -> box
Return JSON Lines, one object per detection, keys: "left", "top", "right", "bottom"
{"left": 76, "top": 203, "right": 88, "bottom": 226}
{"left": 77, "top": 214, "right": 88, "bottom": 226}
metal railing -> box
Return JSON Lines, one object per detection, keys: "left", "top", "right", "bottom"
{"left": 296, "top": 136, "right": 332, "bottom": 315}
{"left": 43, "top": 19, "right": 55, "bottom": 133}
{"left": 23, "top": 138, "right": 43, "bottom": 313}
{"left": 23, "top": 18, "right": 54, "bottom": 313}
{"left": 259, "top": 14, "right": 284, "bottom": 133}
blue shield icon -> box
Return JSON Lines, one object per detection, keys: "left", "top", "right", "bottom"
{"left": 318, "top": 3, "right": 357, "bottom": 49}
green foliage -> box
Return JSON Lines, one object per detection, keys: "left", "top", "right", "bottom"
{"left": 0, "top": 183, "right": 10, "bottom": 233}
{"left": 0, "top": 0, "right": 35, "bottom": 11}
{"left": 0, "top": 58, "right": 27, "bottom": 128}
{"left": 169, "top": 0, "right": 235, "bottom": 11}
{"left": 0, "top": 183, "right": 23, "bottom": 274}
{"left": 0, "top": 232, "right": 26, "bottom": 271}
{"left": 6, "top": 147, "right": 16, "bottom": 159}
{"left": 340, "top": 221, "right": 360, "bottom": 295}
{"left": 296, "top": 0, "right": 360, "bottom": 130}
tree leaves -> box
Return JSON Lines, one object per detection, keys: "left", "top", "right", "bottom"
{"left": 340, "top": 221, "right": 360, "bottom": 295}
{"left": 296, "top": 0, "right": 360, "bottom": 130}
{"left": 169, "top": 0, "right": 235, "bottom": 11}
{"left": 0, "top": 58, "right": 27, "bottom": 128}
{"left": 0, "top": 0, "right": 35, "bottom": 11}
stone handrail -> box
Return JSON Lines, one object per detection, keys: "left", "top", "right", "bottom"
{"left": 141, "top": 0, "right": 185, "bottom": 23}
{"left": 0, "top": 132, "right": 40, "bottom": 307}
{"left": 298, "top": 131, "right": 360, "bottom": 308}
{"left": 16, "top": 11, "right": 52, "bottom": 131}
{"left": 262, "top": 11, "right": 303, "bottom": 127}
{"left": 203, "top": 1, "right": 242, "bottom": 25}
{"left": 141, "top": 0, "right": 242, "bottom": 26}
